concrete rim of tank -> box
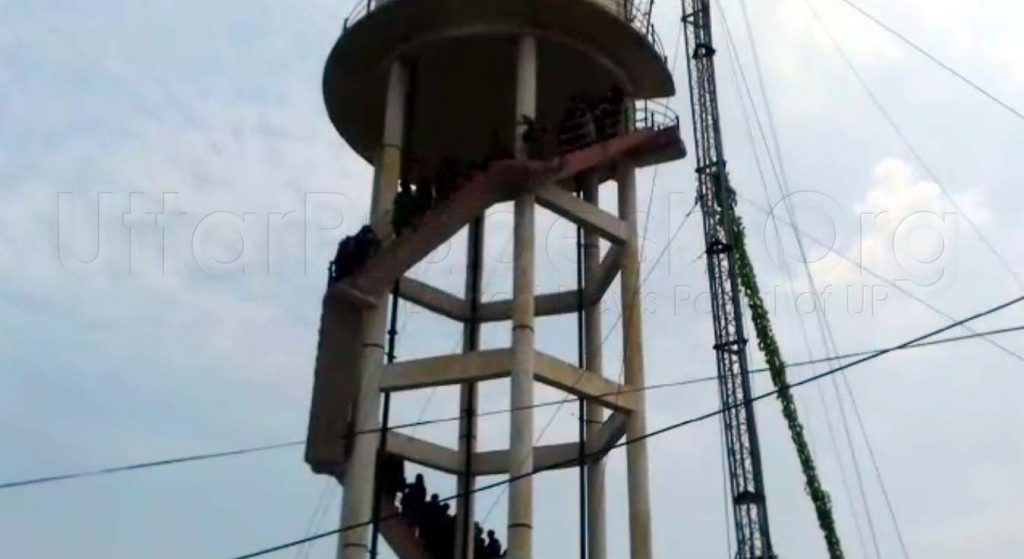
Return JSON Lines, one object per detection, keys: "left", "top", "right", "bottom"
{"left": 323, "top": 0, "right": 676, "bottom": 163}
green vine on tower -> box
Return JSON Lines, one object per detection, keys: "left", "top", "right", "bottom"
{"left": 720, "top": 175, "right": 845, "bottom": 559}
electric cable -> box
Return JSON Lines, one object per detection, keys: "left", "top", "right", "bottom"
{"left": 735, "top": 0, "right": 885, "bottom": 554}
{"left": 739, "top": 194, "right": 1024, "bottom": 363}
{"left": 226, "top": 293, "right": 1024, "bottom": 559}
{"left": 407, "top": 210, "right": 514, "bottom": 438}
{"left": 5, "top": 321, "right": 1020, "bottom": 493}
{"left": 805, "top": 0, "right": 1024, "bottom": 291}
{"left": 576, "top": 201, "right": 588, "bottom": 559}
{"left": 831, "top": 0, "right": 1024, "bottom": 125}
{"left": 716, "top": 4, "right": 871, "bottom": 553}
{"left": 481, "top": 198, "right": 700, "bottom": 523}
{"left": 638, "top": 12, "right": 686, "bottom": 265}
{"left": 294, "top": 479, "right": 334, "bottom": 559}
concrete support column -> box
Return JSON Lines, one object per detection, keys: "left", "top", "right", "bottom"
{"left": 508, "top": 34, "right": 537, "bottom": 559}
{"left": 616, "top": 164, "right": 653, "bottom": 559}
{"left": 456, "top": 218, "right": 485, "bottom": 559}
{"left": 338, "top": 60, "right": 408, "bottom": 559}
{"left": 582, "top": 178, "right": 607, "bottom": 559}
{"left": 514, "top": 36, "right": 537, "bottom": 159}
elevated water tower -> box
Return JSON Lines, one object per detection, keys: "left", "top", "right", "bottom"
{"left": 305, "top": 1, "right": 686, "bottom": 558}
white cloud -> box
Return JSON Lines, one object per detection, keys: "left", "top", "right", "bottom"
{"left": 806, "top": 157, "right": 991, "bottom": 299}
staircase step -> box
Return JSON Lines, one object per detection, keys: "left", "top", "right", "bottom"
{"left": 379, "top": 496, "right": 433, "bottom": 559}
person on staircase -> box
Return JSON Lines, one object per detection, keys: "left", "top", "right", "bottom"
{"left": 519, "top": 115, "right": 545, "bottom": 159}
{"left": 351, "top": 225, "right": 380, "bottom": 270}
{"left": 595, "top": 86, "right": 625, "bottom": 140}
{"left": 379, "top": 452, "right": 406, "bottom": 506}
{"left": 559, "top": 96, "right": 582, "bottom": 152}
{"left": 419, "top": 493, "right": 443, "bottom": 551}
{"left": 413, "top": 177, "right": 434, "bottom": 219}
{"left": 474, "top": 523, "right": 487, "bottom": 558}
{"left": 559, "top": 95, "right": 596, "bottom": 152}
{"left": 437, "top": 502, "right": 455, "bottom": 558}
{"left": 401, "top": 473, "right": 426, "bottom": 523}
{"left": 392, "top": 178, "right": 417, "bottom": 237}
{"left": 483, "top": 529, "right": 503, "bottom": 558}
{"left": 330, "top": 235, "right": 356, "bottom": 282}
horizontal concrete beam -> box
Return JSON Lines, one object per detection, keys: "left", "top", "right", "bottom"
{"left": 397, "top": 276, "right": 470, "bottom": 321}
{"left": 471, "top": 411, "right": 628, "bottom": 475}
{"left": 382, "top": 349, "right": 513, "bottom": 391}
{"left": 386, "top": 431, "right": 461, "bottom": 474}
{"left": 477, "top": 290, "right": 577, "bottom": 322}
{"left": 472, "top": 442, "right": 573, "bottom": 476}
{"left": 536, "top": 185, "right": 628, "bottom": 245}
{"left": 534, "top": 351, "right": 637, "bottom": 412}
{"left": 477, "top": 245, "right": 622, "bottom": 322}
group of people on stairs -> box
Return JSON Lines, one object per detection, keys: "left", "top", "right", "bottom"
{"left": 519, "top": 86, "right": 628, "bottom": 158}
{"left": 379, "top": 454, "right": 506, "bottom": 558}
{"left": 390, "top": 141, "right": 512, "bottom": 238}
{"left": 328, "top": 225, "right": 380, "bottom": 283}
{"left": 558, "top": 87, "right": 626, "bottom": 153}
{"left": 329, "top": 88, "right": 626, "bottom": 286}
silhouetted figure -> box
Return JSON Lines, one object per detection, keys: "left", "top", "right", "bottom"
{"left": 420, "top": 493, "right": 443, "bottom": 551}
{"left": 559, "top": 98, "right": 581, "bottom": 151}
{"left": 379, "top": 453, "right": 406, "bottom": 504}
{"left": 595, "top": 86, "right": 625, "bottom": 140}
{"left": 413, "top": 178, "right": 435, "bottom": 217}
{"left": 560, "top": 96, "right": 596, "bottom": 152}
{"left": 392, "top": 179, "right": 416, "bottom": 236}
{"left": 484, "top": 529, "right": 502, "bottom": 558}
{"left": 580, "top": 97, "right": 597, "bottom": 146}
{"left": 351, "top": 225, "right": 380, "bottom": 270}
{"left": 435, "top": 159, "right": 460, "bottom": 201}
{"left": 474, "top": 523, "right": 487, "bottom": 558}
{"left": 520, "top": 115, "right": 545, "bottom": 158}
{"left": 402, "top": 473, "right": 426, "bottom": 522}
{"left": 438, "top": 503, "right": 455, "bottom": 558}
{"left": 331, "top": 235, "right": 357, "bottom": 281}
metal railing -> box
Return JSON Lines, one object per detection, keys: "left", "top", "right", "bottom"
{"left": 342, "top": 0, "right": 666, "bottom": 61}
{"left": 632, "top": 99, "right": 678, "bottom": 131}
{"left": 623, "top": 0, "right": 667, "bottom": 63}
{"left": 557, "top": 99, "right": 678, "bottom": 153}
{"left": 342, "top": 0, "right": 376, "bottom": 31}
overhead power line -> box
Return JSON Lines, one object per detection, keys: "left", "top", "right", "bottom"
{"left": 805, "top": 0, "right": 1024, "bottom": 291}
{"left": 0, "top": 440, "right": 303, "bottom": 491}
{"left": 738, "top": 193, "right": 1024, "bottom": 364}
{"left": 226, "top": 293, "right": 1024, "bottom": 559}
{"left": 736, "top": 0, "right": 888, "bottom": 552}
{"left": 5, "top": 322, "right": 1021, "bottom": 493}
{"left": 832, "top": 0, "right": 1024, "bottom": 125}
{"left": 718, "top": 2, "right": 874, "bottom": 553}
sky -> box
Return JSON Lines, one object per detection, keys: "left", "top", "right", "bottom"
{"left": 2, "top": 0, "right": 1023, "bottom": 558}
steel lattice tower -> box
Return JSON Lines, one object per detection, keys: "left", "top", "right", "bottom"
{"left": 682, "top": 1, "right": 775, "bottom": 557}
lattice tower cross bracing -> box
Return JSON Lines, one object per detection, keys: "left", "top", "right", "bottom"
{"left": 682, "top": 1, "right": 775, "bottom": 557}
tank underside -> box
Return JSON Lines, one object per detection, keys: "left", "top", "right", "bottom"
{"left": 324, "top": 0, "right": 674, "bottom": 167}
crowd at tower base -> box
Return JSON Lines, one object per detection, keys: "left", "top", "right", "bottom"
{"left": 380, "top": 454, "right": 506, "bottom": 558}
